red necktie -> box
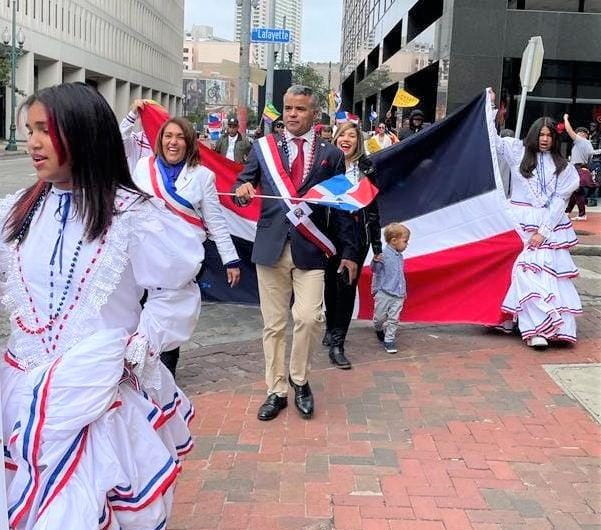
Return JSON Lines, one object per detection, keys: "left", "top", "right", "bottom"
{"left": 290, "top": 138, "right": 305, "bottom": 191}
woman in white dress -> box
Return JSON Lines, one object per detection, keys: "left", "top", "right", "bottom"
{"left": 132, "top": 117, "right": 241, "bottom": 374}
{"left": 494, "top": 113, "right": 582, "bottom": 349}
{"left": 1, "top": 82, "right": 203, "bottom": 529}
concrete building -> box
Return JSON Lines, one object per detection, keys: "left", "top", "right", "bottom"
{"left": 235, "top": 0, "right": 301, "bottom": 69}
{"left": 181, "top": 32, "right": 265, "bottom": 122}
{"left": 309, "top": 62, "right": 341, "bottom": 95}
{"left": 340, "top": 0, "right": 601, "bottom": 132}
{"left": 0, "top": 0, "right": 184, "bottom": 139}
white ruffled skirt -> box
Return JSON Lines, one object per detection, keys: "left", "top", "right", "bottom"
{"left": 501, "top": 206, "right": 582, "bottom": 342}
{"left": 1, "top": 329, "right": 194, "bottom": 530}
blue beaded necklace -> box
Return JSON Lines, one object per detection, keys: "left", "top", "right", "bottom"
{"left": 47, "top": 192, "right": 82, "bottom": 344}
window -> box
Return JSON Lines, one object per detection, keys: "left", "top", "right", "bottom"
{"left": 583, "top": 0, "right": 601, "bottom": 12}
{"left": 507, "top": 0, "right": 598, "bottom": 11}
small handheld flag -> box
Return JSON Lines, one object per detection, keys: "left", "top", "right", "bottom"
{"left": 328, "top": 90, "right": 342, "bottom": 113}
{"left": 303, "top": 173, "right": 379, "bottom": 212}
{"left": 208, "top": 113, "right": 222, "bottom": 129}
{"left": 392, "top": 88, "right": 420, "bottom": 108}
{"left": 369, "top": 106, "right": 378, "bottom": 123}
{"left": 262, "top": 102, "right": 281, "bottom": 123}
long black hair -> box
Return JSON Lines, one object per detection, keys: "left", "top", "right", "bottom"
{"left": 4, "top": 82, "right": 145, "bottom": 243}
{"left": 519, "top": 116, "right": 568, "bottom": 178}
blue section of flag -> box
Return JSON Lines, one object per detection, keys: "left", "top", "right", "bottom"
{"left": 335, "top": 111, "right": 348, "bottom": 122}
{"left": 371, "top": 91, "right": 495, "bottom": 225}
{"left": 198, "top": 236, "right": 259, "bottom": 305}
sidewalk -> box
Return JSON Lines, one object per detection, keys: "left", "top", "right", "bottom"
{"left": 170, "top": 311, "right": 601, "bottom": 529}
{"left": 0, "top": 141, "right": 28, "bottom": 158}
{"left": 571, "top": 209, "right": 601, "bottom": 255}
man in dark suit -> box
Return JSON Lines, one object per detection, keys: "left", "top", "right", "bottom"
{"left": 234, "top": 85, "right": 359, "bottom": 421}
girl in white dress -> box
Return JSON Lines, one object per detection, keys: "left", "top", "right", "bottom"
{"left": 494, "top": 115, "right": 582, "bottom": 349}
{"left": 1, "top": 82, "right": 203, "bottom": 529}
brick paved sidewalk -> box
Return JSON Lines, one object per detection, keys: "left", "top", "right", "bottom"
{"left": 170, "top": 312, "right": 601, "bottom": 530}
{"left": 573, "top": 210, "right": 601, "bottom": 250}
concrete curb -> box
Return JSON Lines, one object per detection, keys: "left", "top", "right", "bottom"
{"left": 572, "top": 245, "right": 601, "bottom": 257}
{"left": 0, "top": 151, "right": 28, "bottom": 159}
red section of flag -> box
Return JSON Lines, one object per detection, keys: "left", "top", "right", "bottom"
{"left": 139, "top": 101, "right": 170, "bottom": 149}
{"left": 357, "top": 230, "right": 522, "bottom": 325}
{"left": 197, "top": 142, "right": 261, "bottom": 222}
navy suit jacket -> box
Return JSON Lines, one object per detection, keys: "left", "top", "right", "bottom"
{"left": 234, "top": 134, "right": 360, "bottom": 269}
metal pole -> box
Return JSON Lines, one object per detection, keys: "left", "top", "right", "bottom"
{"left": 5, "top": 0, "right": 18, "bottom": 151}
{"left": 237, "top": 0, "right": 252, "bottom": 134}
{"left": 264, "top": 0, "right": 276, "bottom": 134}
{"left": 280, "top": 14, "right": 286, "bottom": 70}
{"left": 514, "top": 43, "right": 535, "bottom": 139}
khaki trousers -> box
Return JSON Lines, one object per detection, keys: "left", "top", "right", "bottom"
{"left": 256, "top": 243, "right": 325, "bottom": 396}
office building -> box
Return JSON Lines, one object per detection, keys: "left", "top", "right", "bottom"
{"left": 0, "top": 0, "right": 184, "bottom": 139}
{"left": 340, "top": 0, "right": 601, "bottom": 132}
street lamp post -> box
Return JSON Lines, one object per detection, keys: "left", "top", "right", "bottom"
{"left": 286, "top": 42, "right": 295, "bottom": 65}
{"left": 235, "top": 0, "right": 259, "bottom": 134}
{"left": 2, "top": 0, "right": 25, "bottom": 151}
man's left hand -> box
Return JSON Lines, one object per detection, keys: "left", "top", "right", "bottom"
{"left": 337, "top": 259, "right": 358, "bottom": 283}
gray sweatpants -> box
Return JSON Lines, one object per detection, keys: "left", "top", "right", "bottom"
{"left": 373, "top": 291, "right": 405, "bottom": 342}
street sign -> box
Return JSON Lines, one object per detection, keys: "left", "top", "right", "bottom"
{"left": 251, "top": 28, "right": 291, "bottom": 43}
{"left": 515, "top": 35, "right": 544, "bottom": 138}
{"left": 519, "top": 36, "right": 544, "bottom": 91}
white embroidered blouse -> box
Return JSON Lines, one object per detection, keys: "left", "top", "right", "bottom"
{"left": 0, "top": 188, "right": 203, "bottom": 387}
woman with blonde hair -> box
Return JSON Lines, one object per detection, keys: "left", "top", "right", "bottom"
{"left": 323, "top": 122, "right": 382, "bottom": 368}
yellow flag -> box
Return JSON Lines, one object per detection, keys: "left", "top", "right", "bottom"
{"left": 392, "top": 88, "right": 419, "bottom": 108}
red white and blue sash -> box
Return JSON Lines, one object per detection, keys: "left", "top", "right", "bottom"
{"left": 148, "top": 156, "right": 206, "bottom": 230}
{"left": 255, "top": 135, "right": 336, "bottom": 257}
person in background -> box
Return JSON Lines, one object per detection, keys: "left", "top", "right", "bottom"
{"left": 491, "top": 101, "right": 581, "bottom": 349}
{"left": 120, "top": 99, "right": 152, "bottom": 173}
{"left": 371, "top": 223, "right": 410, "bottom": 354}
{"left": 398, "top": 109, "right": 426, "bottom": 141}
{"left": 366, "top": 122, "right": 395, "bottom": 153}
{"left": 133, "top": 117, "right": 241, "bottom": 374}
{"left": 564, "top": 113, "right": 599, "bottom": 221}
{"left": 273, "top": 120, "right": 285, "bottom": 135}
{"left": 319, "top": 124, "right": 334, "bottom": 143}
{"left": 234, "top": 85, "right": 359, "bottom": 422}
{"left": 1, "top": 82, "right": 200, "bottom": 529}
{"left": 384, "top": 110, "right": 397, "bottom": 135}
{"left": 498, "top": 128, "right": 516, "bottom": 197}
{"left": 323, "top": 121, "right": 382, "bottom": 369}
{"left": 214, "top": 117, "right": 252, "bottom": 163}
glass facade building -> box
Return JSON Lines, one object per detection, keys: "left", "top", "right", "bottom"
{"left": 340, "top": 0, "right": 601, "bottom": 134}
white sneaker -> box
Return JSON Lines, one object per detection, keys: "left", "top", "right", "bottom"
{"left": 571, "top": 215, "right": 587, "bottom": 221}
{"left": 526, "top": 336, "right": 548, "bottom": 349}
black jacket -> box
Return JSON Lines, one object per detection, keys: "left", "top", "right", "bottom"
{"left": 233, "top": 135, "right": 360, "bottom": 269}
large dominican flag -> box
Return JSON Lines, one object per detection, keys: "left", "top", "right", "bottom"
{"left": 194, "top": 143, "right": 261, "bottom": 304}
{"left": 359, "top": 90, "right": 522, "bottom": 324}
{"left": 139, "top": 93, "right": 522, "bottom": 323}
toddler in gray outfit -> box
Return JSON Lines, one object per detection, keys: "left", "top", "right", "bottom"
{"left": 371, "top": 223, "right": 410, "bottom": 353}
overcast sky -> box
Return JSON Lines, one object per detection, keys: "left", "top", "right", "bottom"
{"left": 184, "top": 0, "right": 343, "bottom": 63}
